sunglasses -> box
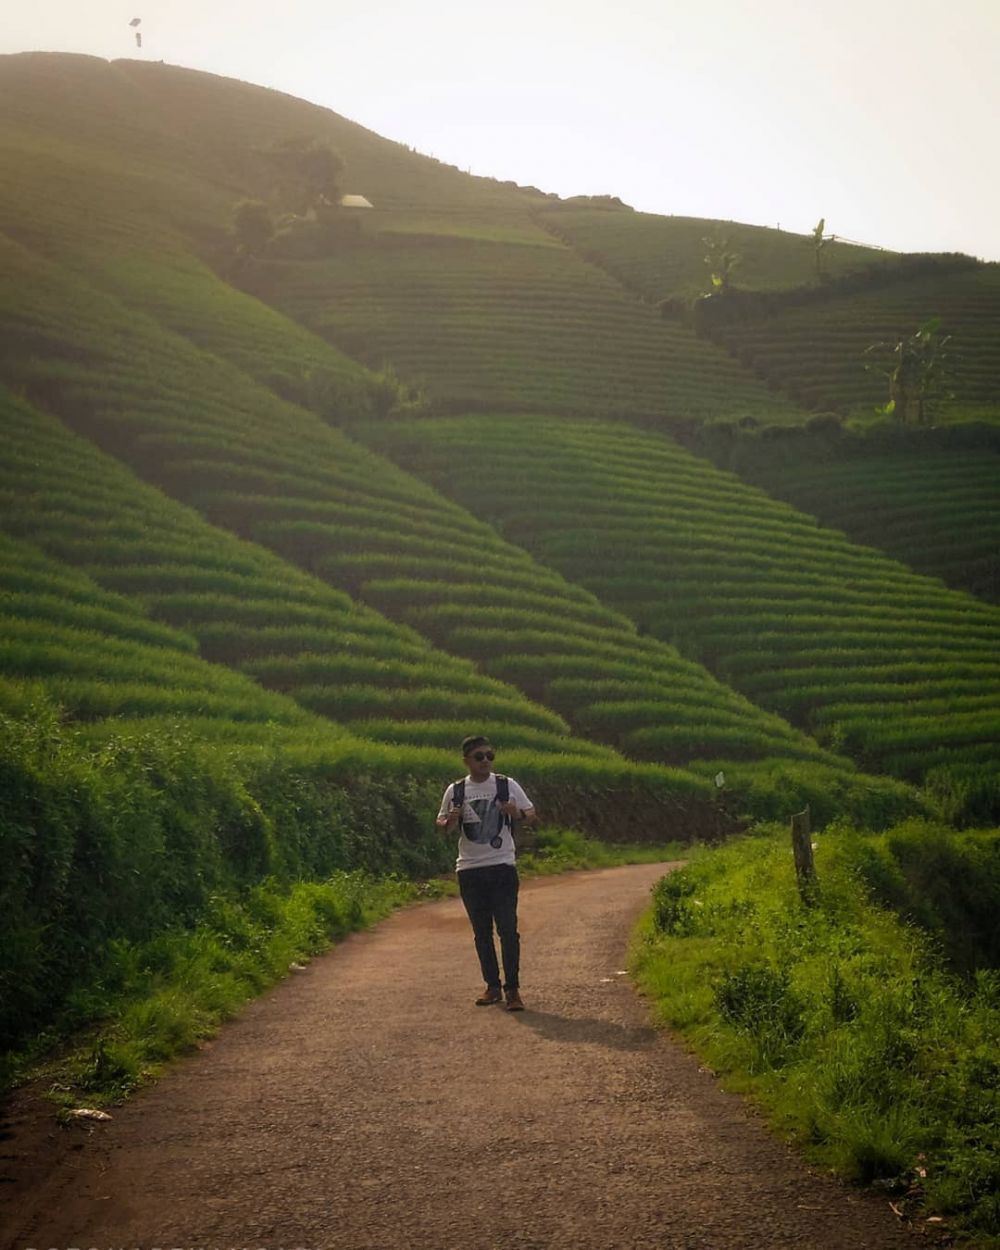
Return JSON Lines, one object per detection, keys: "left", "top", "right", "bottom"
{"left": 469, "top": 750, "right": 495, "bottom": 762}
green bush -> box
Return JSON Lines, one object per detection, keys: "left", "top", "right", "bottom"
{"left": 650, "top": 870, "right": 698, "bottom": 935}
{"left": 842, "top": 820, "right": 1000, "bottom": 972}
{"left": 0, "top": 698, "right": 447, "bottom": 1058}
{"left": 925, "top": 763, "right": 1000, "bottom": 828}
{"left": 714, "top": 964, "right": 805, "bottom": 1067}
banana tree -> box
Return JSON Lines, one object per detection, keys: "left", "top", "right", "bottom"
{"left": 864, "top": 317, "right": 952, "bottom": 424}
{"left": 702, "top": 231, "right": 741, "bottom": 294}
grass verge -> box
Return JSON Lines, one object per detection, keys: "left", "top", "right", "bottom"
{"left": 631, "top": 826, "right": 1000, "bottom": 1245}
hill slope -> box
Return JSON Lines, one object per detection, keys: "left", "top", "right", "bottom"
{"left": 2, "top": 50, "right": 991, "bottom": 813}
{"left": 0, "top": 52, "right": 799, "bottom": 427}
{"left": 366, "top": 414, "right": 1000, "bottom": 803}
{"left": 0, "top": 236, "right": 859, "bottom": 799}
{"left": 704, "top": 427, "right": 1000, "bottom": 604}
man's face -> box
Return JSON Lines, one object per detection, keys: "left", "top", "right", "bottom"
{"left": 464, "top": 744, "right": 495, "bottom": 780}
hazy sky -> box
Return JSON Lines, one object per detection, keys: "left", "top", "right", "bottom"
{"left": 4, "top": 1, "right": 999, "bottom": 259}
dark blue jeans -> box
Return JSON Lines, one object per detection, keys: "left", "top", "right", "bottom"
{"left": 458, "top": 863, "right": 520, "bottom": 991}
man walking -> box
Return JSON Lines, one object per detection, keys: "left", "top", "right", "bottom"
{"left": 437, "top": 736, "right": 536, "bottom": 1010}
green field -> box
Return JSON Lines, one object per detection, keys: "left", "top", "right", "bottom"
{"left": 0, "top": 242, "right": 859, "bottom": 795}
{"left": 365, "top": 414, "right": 1000, "bottom": 806}
{"left": 1, "top": 51, "right": 994, "bottom": 816}
{"left": 246, "top": 231, "right": 796, "bottom": 422}
{"left": 712, "top": 430, "right": 1000, "bottom": 604}
{"left": 0, "top": 528, "right": 316, "bottom": 730}
{"left": 1, "top": 384, "right": 619, "bottom": 756}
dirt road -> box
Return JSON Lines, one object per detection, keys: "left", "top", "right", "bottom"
{"left": 2, "top": 864, "right": 929, "bottom": 1250}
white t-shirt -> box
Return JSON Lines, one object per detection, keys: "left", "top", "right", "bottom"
{"left": 437, "top": 773, "right": 533, "bottom": 871}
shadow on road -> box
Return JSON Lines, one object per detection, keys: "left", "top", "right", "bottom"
{"left": 510, "top": 1008, "right": 657, "bottom": 1052}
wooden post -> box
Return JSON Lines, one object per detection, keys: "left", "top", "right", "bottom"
{"left": 790, "top": 806, "right": 817, "bottom": 903}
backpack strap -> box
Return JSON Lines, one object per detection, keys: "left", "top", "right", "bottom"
{"left": 452, "top": 778, "right": 466, "bottom": 808}
{"left": 495, "top": 774, "right": 511, "bottom": 826}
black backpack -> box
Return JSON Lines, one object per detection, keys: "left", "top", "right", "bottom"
{"left": 452, "top": 774, "right": 511, "bottom": 848}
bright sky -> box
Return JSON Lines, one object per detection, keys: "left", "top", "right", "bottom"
{"left": 4, "top": 0, "right": 999, "bottom": 259}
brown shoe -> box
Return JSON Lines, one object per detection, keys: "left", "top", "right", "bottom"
{"left": 505, "top": 989, "right": 525, "bottom": 1011}
{"left": 475, "top": 986, "right": 503, "bottom": 1006}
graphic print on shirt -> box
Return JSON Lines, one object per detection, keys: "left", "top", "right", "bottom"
{"left": 461, "top": 797, "right": 505, "bottom": 848}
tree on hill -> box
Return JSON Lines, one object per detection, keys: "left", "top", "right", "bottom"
{"left": 259, "top": 135, "right": 345, "bottom": 216}
{"left": 231, "top": 198, "right": 275, "bottom": 260}
{"left": 864, "top": 317, "right": 952, "bottom": 424}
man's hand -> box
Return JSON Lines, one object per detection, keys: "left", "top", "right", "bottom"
{"left": 499, "top": 800, "right": 523, "bottom": 819}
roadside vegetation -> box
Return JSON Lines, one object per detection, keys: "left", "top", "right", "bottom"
{"left": 633, "top": 822, "right": 1000, "bottom": 1243}
{"left": 0, "top": 688, "right": 702, "bottom": 1096}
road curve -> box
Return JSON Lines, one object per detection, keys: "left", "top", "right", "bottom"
{"left": 2, "top": 864, "right": 929, "bottom": 1250}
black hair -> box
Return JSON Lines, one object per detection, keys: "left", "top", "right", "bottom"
{"left": 461, "top": 734, "right": 492, "bottom": 756}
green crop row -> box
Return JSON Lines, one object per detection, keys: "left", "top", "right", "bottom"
{"left": 0, "top": 384, "right": 602, "bottom": 756}
{"left": 0, "top": 532, "right": 325, "bottom": 732}
{"left": 364, "top": 415, "right": 1000, "bottom": 810}
{"left": 731, "top": 445, "right": 1000, "bottom": 603}
{"left": 244, "top": 230, "right": 795, "bottom": 422}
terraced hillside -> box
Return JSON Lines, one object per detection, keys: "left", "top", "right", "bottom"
{"left": 539, "top": 207, "right": 892, "bottom": 302}
{"left": 712, "top": 265, "right": 1000, "bottom": 419}
{"left": 0, "top": 527, "right": 319, "bottom": 734}
{"left": 1, "top": 385, "right": 615, "bottom": 760}
{"left": 366, "top": 415, "right": 1000, "bottom": 803}
{"left": 245, "top": 231, "right": 797, "bottom": 423}
{"left": 720, "top": 432, "right": 1000, "bottom": 604}
{"left": 26, "top": 49, "right": 1000, "bottom": 1099}
{"left": 0, "top": 52, "right": 797, "bottom": 427}
{"left": 0, "top": 242, "right": 873, "bottom": 811}
{"left": 1, "top": 50, "right": 992, "bottom": 822}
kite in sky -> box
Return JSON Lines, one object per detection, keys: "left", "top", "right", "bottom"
{"left": 129, "top": 17, "right": 142, "bottom": 48}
